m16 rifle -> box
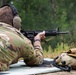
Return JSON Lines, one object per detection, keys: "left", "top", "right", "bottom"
{"left": 21, "top": 28, "right": 69, "bottom": 41}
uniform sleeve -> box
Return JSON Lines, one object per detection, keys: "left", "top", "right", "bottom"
{"left": 22, "top": 36, "right": 44, "bottom": 66}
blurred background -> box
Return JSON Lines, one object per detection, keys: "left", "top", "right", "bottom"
{"left": 0, "top": 0, "right": 76, "bottom": 58}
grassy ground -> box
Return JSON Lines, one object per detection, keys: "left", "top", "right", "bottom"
{"left": 43, "top": 43, "right": 70, "bottom": 58}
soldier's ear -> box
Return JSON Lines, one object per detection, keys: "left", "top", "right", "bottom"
{"left": 13, "top": 15, "right": 22, "bottom": 30}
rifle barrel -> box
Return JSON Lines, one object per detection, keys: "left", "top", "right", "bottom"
{"left": 44, "top": 31, "right": 69, "bottom": 36}
{"left": 58, "top": 31, "right": 69, "bottom": 34}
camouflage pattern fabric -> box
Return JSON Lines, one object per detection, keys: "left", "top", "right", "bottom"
{"left": 0, "top": 22, "right": 43, "bottom": 71}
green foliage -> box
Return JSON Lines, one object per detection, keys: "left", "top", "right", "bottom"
{"left": 54, "top": 43, "right": 69, "bottom": 53}
{"left": 12, "top": 0, "right": 52, "bottom": 30}
{"left": 43, "top": 43, "right": 69, "bottom": 58}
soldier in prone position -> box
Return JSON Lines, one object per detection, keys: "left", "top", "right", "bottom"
{"left": 0, "top": 22, "right": 45, "bottom": 71}
{"left": 0, "top": 4, "right": 45, "bottom": 71}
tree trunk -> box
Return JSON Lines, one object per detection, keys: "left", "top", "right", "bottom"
{"left": 51, "top": 0, "right": 56, "bottom": 19}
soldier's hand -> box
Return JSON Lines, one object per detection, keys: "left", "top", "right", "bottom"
{"left": 34, "top": 31, "right": 45, "bottom": 40}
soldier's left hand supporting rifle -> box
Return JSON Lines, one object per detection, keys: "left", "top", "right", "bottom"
{"left": 21, "top": 28, "right": 69, "bottom": 41}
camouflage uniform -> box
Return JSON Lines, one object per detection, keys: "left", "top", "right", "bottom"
{"left": 0, "top": 22, "right": 43, "bottom": 71}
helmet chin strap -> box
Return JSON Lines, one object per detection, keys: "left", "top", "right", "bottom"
{"left": 52, "top": 56, "right": 72, "bottom": 72}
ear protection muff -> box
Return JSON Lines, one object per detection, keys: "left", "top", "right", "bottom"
{"left": 13, "top": 15, "right": 22, "bottom": 30}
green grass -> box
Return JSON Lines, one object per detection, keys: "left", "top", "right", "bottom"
{"left": 43, "top": 43, "right": 70, "bottom": 58}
